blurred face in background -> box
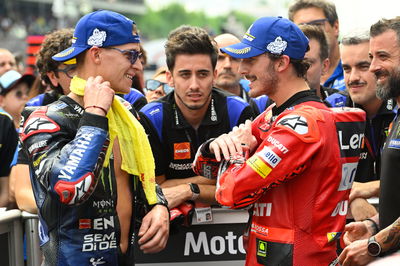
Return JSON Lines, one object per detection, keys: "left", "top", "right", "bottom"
{"left": 0, "top": 82, "right": 30, "bottom": 125}
{"left": 0, "top": 49, "right": 17, "bottom": 76}
{"left": 214, "top": 34, "right": 242, "bottom": 95}
{"left": 145, "top": 72, "right": 174, "bottom": 102}
{"left": 305, "top": 38, "right": 329, "bottom": 91}
{"left": 292, "top": 7, "right": 339, "bottom": 53}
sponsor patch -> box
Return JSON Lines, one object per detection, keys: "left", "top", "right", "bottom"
{"left": 79, "top": 219, "right": 91, "bottom": 229}
{"left": 87, "top": 28, "right": 107, "bottom": 46}
{"left": 277, "top": 115, "right": 308, "bottom": 135}
{"left": 21, "top": 107, "right": 60, "bottom": 141}
{"left": 327, "top": 232, "right": 342, "bottom": 243}
{"left": 336, "top": 121, "right": 365, "bottom": 158}
{"left": 169, "top": 162, "right": 192, "bottom": 171}
{"left": 257, "top": 239, "right": 267, "bottom": 257}
{"left": 388, "top": 139, "right": 400, "bottom": 149}
{"left": 266, "top": 136, "right": 289, "bottom": 154}
{"left": 339, "top": 162, "right": 358, "bottom": 191}
{"left": 257, "top": 146, "right": 281, "bottom": 168}
{"left": 247, "top": 155, "right": 272, "bottom": 178}
{"left": 174, "top": 142, "right": 191, "bottom": 160}
{"left": 266, "top": 36, "right": 287, "bottom": 55}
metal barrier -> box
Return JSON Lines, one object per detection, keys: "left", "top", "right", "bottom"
{"left": 0, "top": 198, "right": 379, "bottom": 266}
{"left": 0, "top": 209, "right": 24, "bottom": 266}
{"left": 22, "top": 211, "right": 41, "bottom": 266}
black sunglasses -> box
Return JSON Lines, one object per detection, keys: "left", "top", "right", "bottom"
{"left": 106, "top": 47, "right": 142, "bottom": 65}
{"left": 145, "top": 79, "right": 174, "bottom": 94}
{"left": 299, "top": 18, "right": 329, "bottom": 27}
{"left": 57, "top": 64, "right": 76, "bottom": 79}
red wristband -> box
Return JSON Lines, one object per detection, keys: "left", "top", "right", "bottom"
{"left": 85, "top": 105, "right": 107, "bottom": 115}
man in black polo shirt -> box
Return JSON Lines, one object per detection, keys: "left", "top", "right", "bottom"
{"left": 339, "top": 17, "right": 400, "bottom": 265}
{"left": 140, "top": 26, "right": 254, "bottom": 210}
{"left": 338, "top": 30, "right": 396, "bottom": 222}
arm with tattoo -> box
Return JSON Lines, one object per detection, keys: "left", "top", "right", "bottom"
{"left": 377, "top": 217, "right": 400, "bottom": 253}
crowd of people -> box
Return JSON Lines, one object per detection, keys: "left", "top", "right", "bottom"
{"left": 1, "top": 0, "right": 400, "bottom": 265}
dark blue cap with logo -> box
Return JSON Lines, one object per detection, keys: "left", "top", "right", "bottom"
{"left": 221, "top": 16, "right": 309, "bottom": 60}
{"left": 52, "top": 10, "right": 140, "bottom": 62}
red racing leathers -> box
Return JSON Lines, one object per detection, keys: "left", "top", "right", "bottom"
{"left": 194, "top": 95, "right": 366, "bottom": 265}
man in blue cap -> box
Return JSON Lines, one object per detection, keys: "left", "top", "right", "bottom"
{"left": 193, "top": 16, "right": 366, "bottom": 265}
{"left": 20, "top": 10, "right": 169, "bottom": 265}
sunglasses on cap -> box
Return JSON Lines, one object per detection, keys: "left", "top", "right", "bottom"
{"left": 145, "top": 79, "right": 174, "bottom": 94}
{"left": 105, "top": 47, "right": 142, "bottom": 65}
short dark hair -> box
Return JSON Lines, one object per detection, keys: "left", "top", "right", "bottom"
{"left": 266, "top": 53, "right": 310, "bottom": 79}
{"left": 299, "top": 24, "right": 329, "bottom": 61}
{"left": 370, "top": 16, "right": 400, "bottom": 46}
{"left": 165, "top": 25, "right": 218, "bottom": 71}
{"left": 36, "top": 28, "right": 74, "bottom": 90}
{"left": 288, "top": 0, "right": 338, "bottom": 26}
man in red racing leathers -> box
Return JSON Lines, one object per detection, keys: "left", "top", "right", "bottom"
{"left": 193, "top": 17, "right": 366, "bottom": 265}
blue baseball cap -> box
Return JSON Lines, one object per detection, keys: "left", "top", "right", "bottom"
{"left": 221, "top": 16, "right": 309, "bottom": 60}
{"left": 0, "top": 70, "right": 35, "bottom": 95}
{"left": 52, "top": 10, "right": 140, "bottom": 62}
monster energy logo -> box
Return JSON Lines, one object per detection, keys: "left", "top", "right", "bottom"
{"left": 257, "top": 239, "right": 267, "bottom": 257}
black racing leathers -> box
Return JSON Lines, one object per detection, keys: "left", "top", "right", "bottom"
{"left": 20, "top": 96, "right": 166, "bottom": 266}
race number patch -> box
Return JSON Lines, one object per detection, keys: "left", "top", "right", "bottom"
{"left": 276, "top": 115, "right": 308, "bottom": 135}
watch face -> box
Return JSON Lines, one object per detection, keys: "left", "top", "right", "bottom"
{"left": 190, "top": 183, "right": 200, "bottom": 194}
{"left": 368, "top": 241, "right": 381, "bottom": 257}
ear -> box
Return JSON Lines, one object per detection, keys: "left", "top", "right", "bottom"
{"left": 321, "top": 58, "right": 330, "bottom": 75}
{"left": 332, "top": 20, "right": 339, "bottom": 38}
{"left": 276, "top": 55, "right": 291, "bottom": 72}
{"left": 46, "top": 71, "right": 59, "bottom": 87}
{"left": 88, "top": 46, "right": 102, "bottom": 64}
{"left": 166, "top": 70, "right": 174, "bottom": 87}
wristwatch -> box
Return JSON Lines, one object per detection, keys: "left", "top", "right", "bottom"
{"left": 189, "top": 183, "right": 200, "bottom": 201}
{"left": 367, "top": 236, "right": 382, "bottom": 257}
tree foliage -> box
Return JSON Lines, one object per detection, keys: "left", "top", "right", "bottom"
{"left": 133, "top": 3, "right": 255, "bottom": 40}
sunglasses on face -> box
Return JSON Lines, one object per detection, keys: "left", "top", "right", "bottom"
{"left": 14, "top": 89, "right": 28, "bottom": 99}
{"left": 299, "top": 18, "right": 329, "bottom": 27}
{"left": 145, "top": 79, "right": 174, "bottom": 94}
{"left": 106, "top": 47, "right": 142, "bottom": 65}
{"left": 57, "top": 64, "right": 76, "bottom": 79}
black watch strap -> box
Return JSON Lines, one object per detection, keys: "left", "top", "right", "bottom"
{"left": 189, "top": 183, "right": 200, "bottom": 201}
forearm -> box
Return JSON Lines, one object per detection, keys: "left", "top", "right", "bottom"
{"left": 350, "top": 198, "right": 378, "bottom": 221}
{"left": 159, "top": 175, "right": 215, "bottom": 188}
{"left": 376, "top": 216, "right": 400, "bottom": 253}
{"left": 0, "top": 177, "right": 9, "bottom": 207}
{"left": 15, "top": 190, "right": 37, "bottom": 213}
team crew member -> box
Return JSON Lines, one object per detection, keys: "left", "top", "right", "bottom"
{"left": 140, "top": 26, "right": 254, "bottom": 210}
{"left": 193, "top": 17, "right": 365, "bottom": 265}
{"left": 338, "top": 31, "right": 395, "bottom": 221}
{"left": 20, "top": 10, "right": 169, "bottom": 265}
{"left": 289, "top": 0, "right": 346, "bottom": 91}
{"left": 214, "top": 33, "right": 261, "bottom": 115}
{"left": 339, "top": 16, "right": 400, "bottom": 265}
